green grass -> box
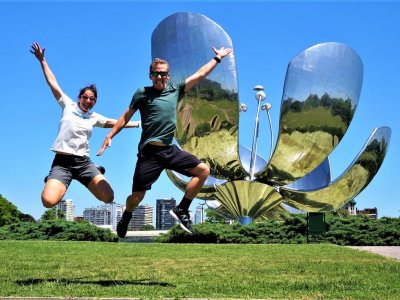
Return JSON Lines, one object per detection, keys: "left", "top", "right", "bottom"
{"left": 282, "top": 106, "right": 344, "bottom": 129}
{"left": 0, "top": 241, "right": 399, "bottom": 299}
{"left": 176, "top": 97, "right": 237, "bottom": 137}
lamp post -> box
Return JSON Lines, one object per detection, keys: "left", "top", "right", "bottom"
{"left": 239, "top": 86, "right": 273, "bottom": 181}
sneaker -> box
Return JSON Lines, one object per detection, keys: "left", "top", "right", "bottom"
{"left": 117, "top": 210, "right": 132, "bottom": 238}
{"left": 170, "top": 207, "right": 193, "bottom": 234}
{"left": 96, "top": 165, "right": 106, "bottom": 175}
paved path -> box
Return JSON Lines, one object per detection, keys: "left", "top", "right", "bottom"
{"left": 348, "top": 246, "right": 400, "bottom": 260}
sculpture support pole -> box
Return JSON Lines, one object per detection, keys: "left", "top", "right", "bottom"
{"left": 261, "top": 103, "right": 273, "bottom": 159}
{"left": 249, "top": 85, "right": 266, "bottom": 181}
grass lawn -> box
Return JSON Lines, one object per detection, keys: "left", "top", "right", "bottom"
{"left": 0, "top": 240, "right": 399, "bottom": 299}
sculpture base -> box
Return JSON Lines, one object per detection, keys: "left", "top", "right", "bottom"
{"left": 237, "top": 216, "right": 252, "bottom": 225}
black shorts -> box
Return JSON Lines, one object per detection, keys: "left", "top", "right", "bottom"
{"left": 132, "top": 144, "right": 202, "bottom": 192}
{"left": 45, "top": 154, "right": 101, "bottom": 188}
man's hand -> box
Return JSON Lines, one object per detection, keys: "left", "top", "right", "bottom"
{"left": 97, "top": 137, "right": 112, "bottom": 156}
{"left": 212, "top": 47, "right": 233, "bottom": 59}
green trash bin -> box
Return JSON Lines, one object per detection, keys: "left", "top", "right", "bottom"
{"left": 307, "top": 212, "right": 326, "bottom": 242}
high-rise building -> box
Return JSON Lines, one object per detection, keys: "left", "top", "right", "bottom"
{"left": 194, "top": 205, "right": 202, "bottom": 225}
{"left": 56, "top": 199, "right": 75, "bottom": 221}
{"left": 127, "top": 205, "right": 154, "bottom": 231}
{"left": 110, "top": 202, "right": 124, "bottom": 230}
{"left": 83, "top": 205, "right": 112, "bottom": 226}
{"left": 357, "top": 207, "right": 378, "bottom": 219}
{"left": 83, "top": 203, "right": 125, "bottom": 230}
{"left": 156, "top": 198, "right": 176, "bottom": 230}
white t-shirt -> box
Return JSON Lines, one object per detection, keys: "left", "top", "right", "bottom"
{"left": 51, "top": 94, "right": 107, "bottom": 157}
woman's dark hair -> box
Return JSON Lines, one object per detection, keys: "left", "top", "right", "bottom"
{"left": 78, "top": 84, "right": 97, "bottom": 99}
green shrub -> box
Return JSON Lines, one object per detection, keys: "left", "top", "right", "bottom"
{"left": 157, "top": 214, "right": 400, "bottom": 245}
{"left": 0, "top": 220, "right": 118, "bottom": 242}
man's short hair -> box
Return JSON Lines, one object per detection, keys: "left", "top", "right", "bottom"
{"left": 149, "top": 58, "right": 169, "bottom": 72}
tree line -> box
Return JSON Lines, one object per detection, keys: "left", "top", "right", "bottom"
{"left": 1, "top": 194, "right": 399, "bottom": 245}
{"left": 0, "top": 194, "right": 117, "bottom": 242}
{"left": 158, "top": 212, "right": 400, "bottom": 246}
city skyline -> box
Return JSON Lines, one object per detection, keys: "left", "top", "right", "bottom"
{"left": 56, "top": 197, "right": 205, "bottom": 231}
{"left": 55, "top": 196, "right": 377, "bottom": 232}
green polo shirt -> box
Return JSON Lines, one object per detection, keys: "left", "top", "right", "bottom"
{"left": 129, "top": 80, "right": 186, "bottom": 150}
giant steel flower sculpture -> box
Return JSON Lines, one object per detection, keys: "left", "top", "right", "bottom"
{"left": 151, "top": 12, "right": 391, "bottom": 223}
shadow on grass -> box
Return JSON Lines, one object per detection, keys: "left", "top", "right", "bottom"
{"left": 16, "top": 278, "right": 176, "bottom": 287}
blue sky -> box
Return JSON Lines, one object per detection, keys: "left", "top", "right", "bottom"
{"left": 1, "top": 1, "right": 399, "bottom": 220}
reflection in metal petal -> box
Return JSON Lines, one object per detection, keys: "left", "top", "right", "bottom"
{"left": 166, "top": 143, "right": 267, "bottom": 199}
{"left": 205, "top": 198, "right": 287, "bottom": 222}
{"left": 165, "top": 168, "right": 225, "bottom": 200}
{"left": 205, "top": 199, "right": 235, "bottom": 220}
{"left": 284, "top": 158, "right": 331, "bottom": 191}
{"left": 239, "top": 144, "right": 268, "bottom": 174}
{"left": 165, "top": 139, "right": 225, "bottom": 199}
{"left": 152, "top": 12, "right": 247, "bottom": 181}
{"left": 280, "top": 127, "right": 391, "bottom": 212}
{"left": 256, "top": 42, "right": 363, "bottom": 186}
{"left": 256, "top": 204, "right": 290, "bottom": 221}
{"left": 213, "top": 180, "right": 283, "bottom": 220}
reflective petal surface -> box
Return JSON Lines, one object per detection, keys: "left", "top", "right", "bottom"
{"left": 256, "top": 42, "right": 363, "bottom": 186}
{"left": 239, "top": 144, "right": 268, "bottom": 174}
{"left": 213, "top": 180, "right": 283, "bottom": 219}
{"left": 166, "top": 143, "right": 268, "bottom": 198}
{"left": 165, "top": 168, "right": 225, "bottom": 200}
{"left": 280, "top": 127, "right": 391, "bottom": 212}
{"left": 152, "top": 12, "right": 247, "bottom": 180}
{"left": 284, "top": 158, "right": 331, "bottom": 191}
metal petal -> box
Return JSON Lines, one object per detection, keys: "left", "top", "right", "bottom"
{"left": 239, "top": 144, "right": 268, "bottom": 174}
{"left": 165, "top": 168, "right": 225, "bottom": 200}
{"left": 151, "top": 12, "right": 246, "bottom": 181}
{"left": 165, "top": 142, "right": 267, "bottom": 197}
{"left": 279, "top": 127, "right": 391, "bottom": 212}
{"left": 284, "top": 158, "right": 331, "bottom": 191}
{"left": 212, "top": 180, "right": 283, "bottom": 219}
{"left": 256, "top": 42, "right": 363, "bottom": 186}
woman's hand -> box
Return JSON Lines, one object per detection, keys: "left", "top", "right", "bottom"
{"left": 30, "top": 42, "right": 45, "bottom": 61}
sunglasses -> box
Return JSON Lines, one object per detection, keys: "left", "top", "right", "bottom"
{"left": 80, "top": 95, "right": 96, "bottom": 102}
{"left": 150, "top": 71, "right": 169, "bottom": 77}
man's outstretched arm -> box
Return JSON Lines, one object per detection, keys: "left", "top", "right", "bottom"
{"left": 184, "top": 47, "right": 233, "bottom": 92}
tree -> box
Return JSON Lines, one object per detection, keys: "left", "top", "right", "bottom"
{"left": 40, "top": 207, "right": 65, "bottom": 221}
{"left": 140, "top": 224, "right": 155, "bottom": 231}
{"left": 19, "top": 213, "right": 36, "bottom": 223}
{"left": 205, "top": 208, "right": 229, "bottom": 223}
{"left": 0, "top": 194, "right": 23, "bottom": 226}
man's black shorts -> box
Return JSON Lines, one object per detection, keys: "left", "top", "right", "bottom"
{"left": 132, "top": 144, "right": 202, "bottom": 192}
